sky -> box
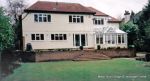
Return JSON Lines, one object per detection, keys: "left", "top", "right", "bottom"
{"left": 0, "top": 0, "right": 148, "bottom": 18}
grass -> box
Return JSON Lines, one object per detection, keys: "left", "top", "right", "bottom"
{"left": 2, "top": 58, "right": 150, "bottom": 81}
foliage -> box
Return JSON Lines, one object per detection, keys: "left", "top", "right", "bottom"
{"left": 136, "top": 0, "right": 150, "bottom": 52}
{"left": 120, "top": 21, "right": 138, "bottom": 46}
{"left": 2, "top": 59, "right": 150, "bottom": 81}
{"left": 0, "top": 7, "right": 14, "bottom": 51}
{"left": 130, "top": 11, "right": 135, "bottom": 20}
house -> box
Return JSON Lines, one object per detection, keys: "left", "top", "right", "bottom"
{"left": 22, "top": 1, "right": 127, "bottom": 50}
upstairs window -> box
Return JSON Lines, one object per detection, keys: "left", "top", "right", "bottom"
{"left": 51, "top": 34, "right": 67, "bottom": 40}
{"left": 69, "top": 15, "right": 84, "bottom": 23}
{"left": 93, "top": 18, "right": 104, "bottom": 25}
{"left": 31, "top": 34, "right": 44, "bottom": 40}
{"left": 34, "top": 13, "right": 51, "bottom": 22}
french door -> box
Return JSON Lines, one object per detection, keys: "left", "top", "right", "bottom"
{"left": 74, "top": 34, "right": 87, "bottom": 46}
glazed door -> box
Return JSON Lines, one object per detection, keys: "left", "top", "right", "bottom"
{"left": 75, "top": 34, "right": 86, "bottom": 46}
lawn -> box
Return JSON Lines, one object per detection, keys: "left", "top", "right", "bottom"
{"left": 2, "top": 58, "right": 150, "bottom": 81}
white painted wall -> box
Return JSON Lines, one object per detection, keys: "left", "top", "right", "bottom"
{"left": 22, "top": 13, "right": 95, "bottom": 49}
{"left": 22, "top": 12, "right": 127, "bottom": 50}
{"left": 23, "top": 13, "right": 93, "bottom": 32}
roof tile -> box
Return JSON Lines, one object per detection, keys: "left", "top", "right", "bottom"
{"left": 87, "top": 7, "right": 108, "bottom": 16}
{"left": 87, "top": 7, "right": 121, "bottom": 23}
{"left": 25, "top": 1, "right": 95, "bottom": 14}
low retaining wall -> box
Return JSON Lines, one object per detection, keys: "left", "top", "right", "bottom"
{"left": 21, "top": 49, "right": 136, "bottom": 62}
{"left": 98, "top": 49, "right": 136, "bottom": 58}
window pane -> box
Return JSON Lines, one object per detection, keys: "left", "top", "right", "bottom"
{"left": 118, "top": 35, "right": 121, "bottom": 44}
{"left": 81, "top": 16, "right": 84, "bottom": 23}
{"left": 122, "top": 35, "right": 124, "bottom": 43}
{"left": 75, "top": 34, "right": 80, "bottom": 46}
{"left": 34, "top": 14, "right": 38, "bottom": 22}
{"left": 39, "top": 16, "right": 42, "bottom": 22}
{"left": 81, "top": 34, "right": 85, "bottom": 46}
{"left": 36, "top": 34, "right": 40, "bottom": 40}
{"left": 55, "top": 34, "right": 59, "bottom": 40}
{"left": 47, "top": 15, "right": 51, "bottom": 22}
{"left": 112, "top": 35, "right": 115, "bottom": 44}
{"left": 43, "top": 17, "right": 47, "bottom": 22}
{"left": 73, "top": 17, "right": 76, "bottom": 22}
{"left": 95, "top": 20, "right": 98, "bottom": 24}
{"left": 100, "top": 35, "right": 103, "bottom": 44}
{"left": 51, "top": 34, "right": 54, "bottom": 40}
{"left": 59, "top": 34, "right": 63, "bottom": 40}
{"left": 69, "top": 15, "right": 72, "bottom": 22}
{"left": 31, "top": 34, "right": 35, "bottom": 40}
{"left": 96, "top": 35, "right": 99, "bottom": 44}
{"left": 108, "top": 35, "right": 111, "bottom": 44}
{"left": 41, "top": 34, "right": 44, "bottom": 40}
{"left": 98, "top": 20, "right": 101, "bottom": 24}
{"left": 77, "top": 17, "right": 80, "bottom": 23}
{"left": 64, "top": 34, "right": 67, "bottom": 40}
{"left": 101, "top": 19, "right": 104, "bottom": 25}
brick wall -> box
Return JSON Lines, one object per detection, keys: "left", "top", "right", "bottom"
{"left": 21, "top": 49, "right": 136, "bottom": 62}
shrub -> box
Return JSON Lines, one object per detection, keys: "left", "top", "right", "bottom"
{"left": 116, "top": 47, "right": 120, "bottom": 49}
{"left": 97, "top": 45, "right": 101, "bottom": 50}
{"left": 145, "top": 54, "right": 150, "bottom": 61}
{"left": 26, "top": 43, "right": 32, "bottom": 51}
{"left": 79, "top": 46, "right": 83, "bottom": 50}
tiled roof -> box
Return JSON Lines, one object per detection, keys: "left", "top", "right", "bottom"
{"left": 24, "top": 1, "right": 95, "bottom": 14}
{"left": 108, "top": 16, "right": 121, "bottom": 23}
{"left": 87, "top": 7, "right": 108, "bottom": 16}
{"left": 87, "top": 7, "right": 121, "bottom": 23}
{"left": 25, "top": 1, "right": 121, "bottom": 23}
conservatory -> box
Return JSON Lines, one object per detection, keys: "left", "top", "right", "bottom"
{"left": 94, "top": 27, "right": 127, "bottom": 48}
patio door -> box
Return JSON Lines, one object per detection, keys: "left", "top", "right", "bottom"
{"left": 74, "top": 34, "right": 86, "bottom": 46}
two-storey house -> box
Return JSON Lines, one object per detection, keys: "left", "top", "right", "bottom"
{"left": 22, "top": 1, "right": 127, "bottom": 50}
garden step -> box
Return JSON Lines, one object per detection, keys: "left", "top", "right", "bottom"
{"left": 73, "top": 57, "right": 110, "bottom": 61}
{"left": 73, "top": 54, "right": 111, "bottom": 61}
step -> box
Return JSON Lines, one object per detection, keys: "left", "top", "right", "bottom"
{"left": 73, "top": 54, "right": 111, "bottom": 61}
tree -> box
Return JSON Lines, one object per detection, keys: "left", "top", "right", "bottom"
{"left": 136, "top": 0, "right": 150, "bottom": 52}
{"left": 130, "top": 11, "right": 135, "bottom": 20}
{"left": 6, "top": 0, "right": 26, "bottom": 23}
{"left": 0, "top": 7, "right": 14, "bottom": 52}
{"left": 6, "top": 0, "right": 26, "bottom": 50}
{"left": 0, "top": 7, "right": 14, "bottom": 79}
{"left": 120, "top": 21, "right": 138, "bottom": 46}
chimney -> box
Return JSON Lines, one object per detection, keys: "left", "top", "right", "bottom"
{"left": 124, "top": 10, "right": 130, "bottom": 23}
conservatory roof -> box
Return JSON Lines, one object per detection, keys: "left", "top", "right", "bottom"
{"left": 94, "top": 27, "right": 126, "bottom": 34}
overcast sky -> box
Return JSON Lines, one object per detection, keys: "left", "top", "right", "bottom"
{"left": 0, "top": 0, "right": 148, "bottom": 18}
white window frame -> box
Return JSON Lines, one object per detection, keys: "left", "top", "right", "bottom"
{"left": 93, "top": 18, "right": 104, "bottom": 25}
{"left": 51, "top": 34, "right": 67, "bottom": 40}
{"left": 34, "top": 13, "right": 51, "bottom": 22}
{"left": 69, "top": 15, "right": 84, "bottom": 23}
{"left": 31, "top": 34, "right": 44, "bottom": 41}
